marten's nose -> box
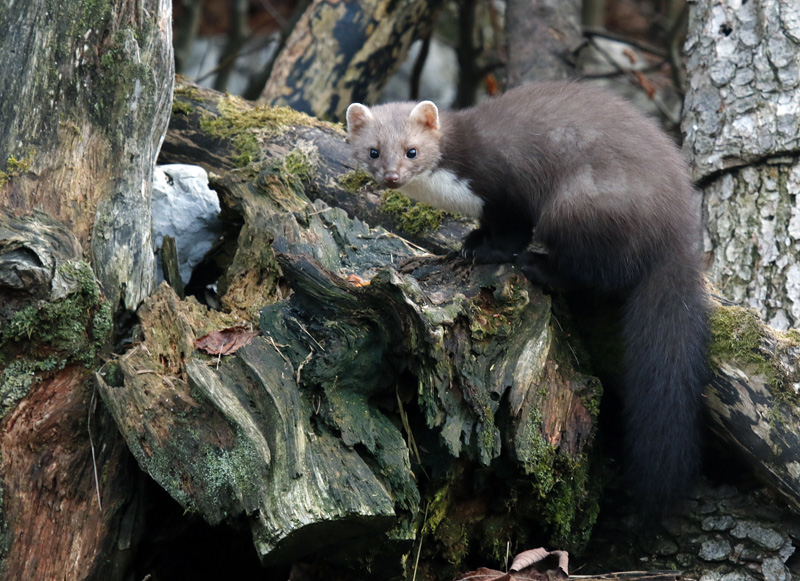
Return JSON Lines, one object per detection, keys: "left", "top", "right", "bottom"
{"left": 384, "top": 171, "right": 399, "bottom": 185}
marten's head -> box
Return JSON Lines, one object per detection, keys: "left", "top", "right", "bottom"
{"left": 346, "top": 100, "right": 441, "bottom": 190}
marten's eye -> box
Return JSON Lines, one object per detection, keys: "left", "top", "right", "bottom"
{"left": 369, "top": 149, "right": 380, "bottom": 159}
{"left": 406, "top": 148, "right": 417, "bottom": 159}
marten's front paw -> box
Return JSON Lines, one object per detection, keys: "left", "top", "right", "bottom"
{"left": 460, "top": 227, "right": 488, "bottom": 258}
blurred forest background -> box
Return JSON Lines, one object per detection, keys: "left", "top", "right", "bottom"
{"left": 173, "top": 0, "right": 687, "bottom": 125}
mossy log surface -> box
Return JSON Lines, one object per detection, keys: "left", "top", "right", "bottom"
{"left": 707, "top": 303, "right": 800, "bottom": 511}
{"left": 153, "top": 80, "right": 800, "bottom": 578}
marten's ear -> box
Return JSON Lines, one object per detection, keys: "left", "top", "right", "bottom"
{"left": 409, "top": 101, "right": 439, "bottom": 131}
{"left": 346, "top": 103, "right": 373, "bottom": 134}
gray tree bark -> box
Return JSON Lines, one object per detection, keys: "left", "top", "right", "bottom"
{"left": 0, "top": 0, "right": 174, "bottom": 313}
{"left": 683, "top": 0, "right": 800, "bottom": 329}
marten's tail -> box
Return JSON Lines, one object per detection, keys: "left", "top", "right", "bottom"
{"left": 621, "top": 255, "right": 709, "bottom": 514}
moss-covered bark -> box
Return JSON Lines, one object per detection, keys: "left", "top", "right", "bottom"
{"left": 105, "top": 114, "right": 602, "bottom": 577}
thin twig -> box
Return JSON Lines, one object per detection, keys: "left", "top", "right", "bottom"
{"left": 583, "top": 26, "right": 669, "bottom": 59}
{"left": 412, "top": 502, "right": 430, "bottom": 581}
{"left": 296, "top": 349, "right": 314, "bottom": 385}
{"left": 291, "top": 317, "right": 326, "bottom": 352}
{"left": 372, "top": 231, "right": 436, "bottom": 255}
{"left": 88, "top": 386, "right": 102, "bottom": 511}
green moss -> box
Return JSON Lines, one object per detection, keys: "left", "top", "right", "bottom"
{"left": 0, "top": 357, "right": 65, "bottom": 417}
{"left": 518, "top": 407, "right": 556, "bottom": 486}
{"left": 172, "top": 99, "right": 194, "bottom": 116}
{"left": 0, "top": 149, "right": 37, "bottom": 188}
{"left": 94, "top": 29, "right": 156, "bottom": 128}
{"left": 80, "top": 0, "right": 112, "bottom": 31}
{"left": 709, "top": 305, "right": 778, "bottom": 386}
{"left": 337, "top": 170, "right": 374, "bottom": 193}
{"left": 283, "top": 148, "right": 316, "bottom": 183}
{"left": 199, "top": 95, "right": 321, "bottom": 168}
{"left": 538, "top": 457, "right": 598, "bottom": 549}
{"left": 479, "top": 402, "right": 496, "bottom": 455}
{"left": 60, "top": 120, "right": 82, "bottom": 138}
{"left": 422, "top": 482, "right": 452, "bottom": 537}
{"left": 198, "top": 428, "right": 264, "bottom": 506}
{"left": 175, "top": 83, "right": 204, "bottom": 101}
{"left": 0, "top": 261, "right": 110, "bottom": 415}
{"left": 514, "top": 405, "right": 598, "bottom": 550}
{"left": 381, "top": 191, "right": 446, "bottom": 236}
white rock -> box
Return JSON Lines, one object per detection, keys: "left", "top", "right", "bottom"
{"left": 152, "top": 164, "right": 222, "bottom": 286}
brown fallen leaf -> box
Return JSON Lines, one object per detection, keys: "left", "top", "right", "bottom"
{"left": 194, "top": 325, "right": 258, "bottom": 356}
{"left": 345, "top": 273, "right": 371, "bottom": 287}
{"left": 632, "top": 70, "right": 657, "bottom": 99}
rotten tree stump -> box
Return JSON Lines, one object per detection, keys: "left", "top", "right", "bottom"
{"left": 97, "top": 138, "right": 600, "bottom": 577}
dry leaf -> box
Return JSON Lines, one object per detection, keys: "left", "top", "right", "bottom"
{"left": 194, "top": 325, "right": 258, "bottom": 356}
{"left": 345, "top": 273, "right": 371, "bottom": 287}
{"left": 485, "top": 74, "right": 500, "bottom": 96}
{"left": 510, "top": 548, "right": 568, "bottom": 578}
{"left": 622, "top": 47, "right": 638, "bottom": 65}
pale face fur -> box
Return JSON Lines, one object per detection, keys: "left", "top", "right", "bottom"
{"left": 346, "top": 101, "right": 442, "bottom": 190}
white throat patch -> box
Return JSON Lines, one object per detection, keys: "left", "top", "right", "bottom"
{"left": 399, "top": 169, "right": 483, "bottom": 218}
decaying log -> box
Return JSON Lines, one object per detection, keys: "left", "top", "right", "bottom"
{"left": 161, "top": 78, "right": 473, "bottom": 256}
{"left": 152, "top": 79, "right": 800, "bottom": 577}
{"left": 706, "top": 303, "right": 800, "bottom": 511}
{"left": 0, "top": 0, "right": 173, "bottom": 577}
{"left": 99, "top": 134, "right": 600, "bottom": 576}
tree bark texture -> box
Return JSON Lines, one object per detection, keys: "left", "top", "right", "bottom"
{"left": 0, "top": 0, "right": 174, "bottom": 312}
{"left": 0, "top": 0, "right": 172, "bottom": 577}
{"left": 0, "top": 213, "right": 138, "bottom": 579}
{"left": 258, "top": 0, "right": 446, "bottom": 121}
{"left": 504, "top": 0, "right": 582, "bottom": 86}
{"left": 683, "top": 0, "right": 800, "bottom": 329}
{"left": 707, "top": 303, "right": 800, "bottom": 513}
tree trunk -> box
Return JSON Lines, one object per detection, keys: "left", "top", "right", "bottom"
{"left": 0, "top": 0, "right": 173, "bottom": 577}
{"left": 258, "top": 0, "right": 446, "bottom": 120}
{"left": 505, "top": 0, "right": 582, "bottom": 86}
{"left": 0, "top": 0, "right": 174, "bottom": 314}
{"left": 0, "top": 212, "right": 140, "bottom": 579}
{"left": 683, "top": 0, "right": 800, "bottom": 330}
